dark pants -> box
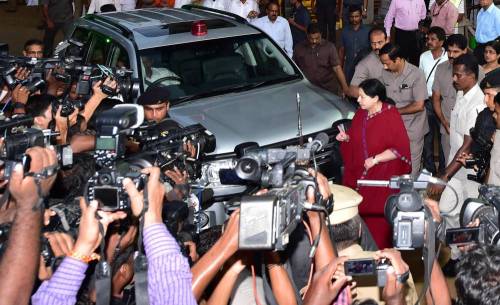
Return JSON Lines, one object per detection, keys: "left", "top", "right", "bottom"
{"left": 423, "top": 99, "right": 445, "bottom": 174}
{"left": 473, "top": 43, "right": 487, "bottom": 66}
{"left": 395, "top": 28, "right": 420, "bottom": 66}
{"left": 317, "top": 4, "right": 337, "bottom": 43}
{"left": 43, "top": 20, "right": 73, "bottom": 58}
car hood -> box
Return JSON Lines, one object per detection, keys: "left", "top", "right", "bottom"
{"left": 169, "top": 80, "right": 354, "bottom": 155}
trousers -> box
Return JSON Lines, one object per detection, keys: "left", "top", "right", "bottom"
{"left": 439, "top": 176, "right": 480, "bottom": 259}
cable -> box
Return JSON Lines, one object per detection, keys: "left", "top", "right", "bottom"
{"left": 413, "top": 242, "right": 442, "bottom": 305}
{"left": 251, "top": 264, "right": 263, "bottom": 305}
{"left": 301, "top": 220, "right": 315, "bottom": 299}
{"left": 439, "top": 182, "right": 459, "bottom": 216}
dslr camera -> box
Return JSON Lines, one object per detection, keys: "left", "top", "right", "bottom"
{"left": 85, "top": 104, "right": 146, "bottom": 211}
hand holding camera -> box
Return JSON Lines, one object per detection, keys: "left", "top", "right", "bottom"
{"left": 123, "top": 166, "right": 165, "bottom": 227}
{"left": 9, "top": 146, "right": 57, "bottom": 209}
{"left": 303, "top": 256, "right": 350, "bottom": 305}
{"left": 72, "top": 197, "right": 126, "bottom": 257}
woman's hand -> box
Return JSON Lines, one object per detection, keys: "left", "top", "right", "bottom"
{"left": 364, "top": 156, "right": 378, "bottom": 170}
{"left": 336, "top": 130, "right": 350, "bottom": 142}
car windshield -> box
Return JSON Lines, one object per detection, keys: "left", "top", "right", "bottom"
{"left": 138, "top": 34, "right": 301, "bottom": 105}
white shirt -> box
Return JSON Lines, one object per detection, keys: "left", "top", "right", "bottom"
{"left": 120, "top": 0, "right": 136, "bottom": 10}
{"left": 252, "top": 16, "right": 293, "bottom": 57}
{"left": 226, "top": 0, "right": 259, "bottom": 21}
{"left": 419, "top": 48, "right": 448, "bottom": 97}
{"left": 202, "top": 0, "right": 229, "bottom": 11}
{"left": 488, "top": 131, "right": 500, "bottom": 185}
{"left": 174, "top": 0, "right": 192, "bottom": 8}
{"left": 88, "top": 0, "right": 122, "bottom": 13}
{"left": 449, "top": 84, "right": 485, "bottom": 179}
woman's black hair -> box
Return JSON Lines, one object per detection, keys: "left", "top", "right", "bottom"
{"left": 358, "top": 78, "right": 390, "bottom": 104}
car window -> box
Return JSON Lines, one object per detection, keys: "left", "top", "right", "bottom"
{"left": 68, "top": 27, "right": 92, "bottom": 59}
{"left": 139, "top": 34, "right": 301, "bottom": 104}
{"left": 88, "top": 33, "right": 114, "bottom": 65}
{"left": 110, "top": 44, "right": 130, "bottom": 69}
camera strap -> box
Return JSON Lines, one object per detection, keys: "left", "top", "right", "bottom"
{"left": 96, "top": 222, "right": 112, "bottom": 305}
{"left": 134, "top": 177, "right": 150, "bottom": 305}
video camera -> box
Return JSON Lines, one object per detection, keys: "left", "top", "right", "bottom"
{"left": 130, "top": 121, "right": 216, "bottom": 179}
{"left": 460, "top": 184, "right": 500, "bottom": 246}
{"left": 230, "top": 133, "right": 331, "bottom": 251}
{"left": 85, "top": 104, "right": 147, "bottom": 211}
{"left": 0, "top": 115, "right": 73, "bottom": 178}
{"left": 465, "top": 127, "right": 494, "bottom": 183}
{"left": 358, "top": 171, "right": 440, "bottom": 250}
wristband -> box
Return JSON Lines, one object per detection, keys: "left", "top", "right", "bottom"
{"left": 13, "top": 102, "right": 25, "bottom": 109}
{"left": 69, "top": 251, "right": 100, "bottom": 264}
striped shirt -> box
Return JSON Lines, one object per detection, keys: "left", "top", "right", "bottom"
{"left": 32, "top": 224, "right": 197, "bottom": 305}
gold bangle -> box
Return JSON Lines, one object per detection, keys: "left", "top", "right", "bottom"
{"left": 69, "top": 251, "right": 100, "bottom": 264}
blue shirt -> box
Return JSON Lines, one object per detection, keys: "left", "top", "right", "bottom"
{"left": 341, "top": 24, "right": 370, "bottom": 82}
{"left": 290, "top": 4, "right": 311, "bottom": 46}
{"left": 476, "top": 4, "right": 500, "bottom": 43}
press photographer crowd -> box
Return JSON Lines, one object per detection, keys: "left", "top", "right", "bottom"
{"left": 0, "top": 0, "right": 500, "bottom": 304}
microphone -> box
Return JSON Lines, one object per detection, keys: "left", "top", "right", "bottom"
{"left": 308, "top": 132, "right": 329, "bottom": 153}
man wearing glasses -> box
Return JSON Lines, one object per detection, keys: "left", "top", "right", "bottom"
{"left": 23, "top": 39, "right": 44, "bottom": 59}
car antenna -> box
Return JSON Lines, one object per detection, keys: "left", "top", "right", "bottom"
{"left": 296, "top": 92, "right": 304, "bottom": 146}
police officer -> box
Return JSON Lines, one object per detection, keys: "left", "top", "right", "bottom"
{"left": 136, "top": 86, "right": 196, "bottom": 191}
{"left": 348, "top": 26, "right": 389, "bottom": 98}
{"left": 378, "top": 43, "right": 428, "bottom": 178}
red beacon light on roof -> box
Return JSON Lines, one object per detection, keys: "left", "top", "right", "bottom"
{"left": 191, "top": 21, "right": 208, "bottom": 36}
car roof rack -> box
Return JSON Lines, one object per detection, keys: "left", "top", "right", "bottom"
{"left": 181, "top": 5, "right": 248, "bottom": 24}
{"left": 84, "top": 14, "right": 135, "bottom": 39}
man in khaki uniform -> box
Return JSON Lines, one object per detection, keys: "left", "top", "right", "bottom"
{"left": 329, "top": 183, "right": 418, "bottom": 305}
{"left": 347, "top": 26, "right": 389, "bottom": 98}
{"left": 432, "top": 34, "right": 485, "bottom": 164}
{"left": 378, "top": 43, "right": 428, "bottom": 178}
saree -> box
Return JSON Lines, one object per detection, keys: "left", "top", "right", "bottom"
{"left": 340, "top": 103, "right": 411, "bottom": 249}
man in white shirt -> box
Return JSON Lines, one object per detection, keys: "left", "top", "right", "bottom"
{"left": 202, "top": 0, "right": 228, "bottom": 10}
{"left": 120, "top": 0, "right": 136, "bottom": 10}
{"left": 430, "top": 54, "right": 485, "bottom": 264}
{"left": 252, "top": 1, "right": 293, "bottom": 57}
{"left": 226, "top": 0, "right": 259, "bottom": 21}
{"left": 419, "top": 26, "right": 448, "bottom": 175}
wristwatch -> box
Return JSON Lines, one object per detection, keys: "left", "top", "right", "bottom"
{"left": 396, "top": 269, "right": 410, "bottom": 284}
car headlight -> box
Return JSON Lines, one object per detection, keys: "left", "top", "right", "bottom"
{"left": 198, "top": 158, "right": 247, "bottom": 197}
{"left": 199, "top": 158, "right": 237, "bottom": 185}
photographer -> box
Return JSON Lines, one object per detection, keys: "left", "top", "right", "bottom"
{"left": 32, "top": 166, "right": 197, "bottom": 305}
{"left": 455, "top": 69, "right": 499, "bottom": 183}
{"left": 25, "top": 94, "right": 78, "bottom": 145}
{"left": 0, "top": 147, "right": 58, "bottom": 305}
{"left": 428, "top": 54, "right": 485, "bottom": 270}
{"left": 454, "top": 245, "right": 500, "bottom": 305}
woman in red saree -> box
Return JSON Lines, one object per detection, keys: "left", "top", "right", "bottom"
{"left": 336, "top": 79, "right": 411, "bottom": 249}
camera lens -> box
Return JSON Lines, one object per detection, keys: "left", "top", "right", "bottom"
{"left": 98, "top": 173, "right": 113, "bottom": 185}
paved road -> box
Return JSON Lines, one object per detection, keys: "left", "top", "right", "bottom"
{"left": 0, "top": 3, "right": 63, "bottom": 56}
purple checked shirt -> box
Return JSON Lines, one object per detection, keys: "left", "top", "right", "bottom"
{"left": 384, "top": 0, "right": 427, "bottom": 34}
{"left": 32, "top": 224, "right": 197, "bottom": 305}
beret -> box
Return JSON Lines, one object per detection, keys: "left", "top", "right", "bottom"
{"left": 137, "top": 86, "right": 170, "bottom": 106}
